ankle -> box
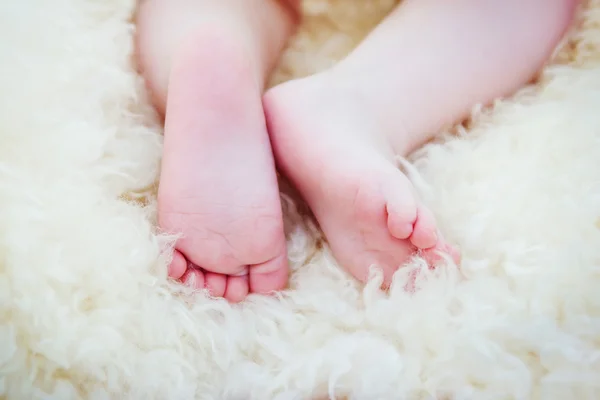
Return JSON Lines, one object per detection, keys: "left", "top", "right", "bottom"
{"left": 136, "top": 0, "right": 295, "bottom": 112}
{"left": 326, "top": 64, "right": 434, "bottom": 156}
{"left": 192, "top": 1, "right": 296, "bottom": 91}
{"left": 173, "top": 25, "right": 267, "bottom": 94}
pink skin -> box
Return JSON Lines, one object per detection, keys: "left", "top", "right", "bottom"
{"left": 263, "top": 0, "right": 576, "bottom": 285}
{"left": 136, "top": 0, "right": 296, "bottom": 302}
{"left": 136, "top": 0, "right": 577, "bottom": 301}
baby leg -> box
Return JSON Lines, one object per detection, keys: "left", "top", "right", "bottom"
{"left": 264, "top": 0, "right": 577, "bottom": 286}
{"left": 136, "top": 0, "right": 297, "bottom": 302}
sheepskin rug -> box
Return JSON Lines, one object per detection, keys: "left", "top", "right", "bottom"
{"left": 2, "top": 0, "right": 600, "bottom": 398}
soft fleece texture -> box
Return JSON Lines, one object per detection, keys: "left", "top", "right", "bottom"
{"left": 1, "top": 0, "right": 600, "bottom": 399}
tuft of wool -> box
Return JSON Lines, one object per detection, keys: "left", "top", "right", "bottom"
{"left": 1, "top": 0, "right": 599, "bottom": 399}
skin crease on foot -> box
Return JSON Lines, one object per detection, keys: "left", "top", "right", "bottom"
{"left": 136, "top": 0, "right": 577, "bottom": 301}
{"left": 135, "top": 0, "right": 296, "bottom": 303}
{"left": 263, "top": 0, "right": 576, "bottom": 284}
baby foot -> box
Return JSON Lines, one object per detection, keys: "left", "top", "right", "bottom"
{"left": 140, "top": 26, "right": 289, "bottom": 302}
{"left": 264, "top": 74, "right": 459, "bottom": 286}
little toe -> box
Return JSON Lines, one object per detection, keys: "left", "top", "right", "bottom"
{"left": 204, "top": 272, "right": 227, "bottom": 298}
{"left": 384, "top": 172, "right": 418, "bottom": 240}
{"left": 169, "top": 249, "right": 187, "bottom": 280}
{"left": 182, "top": 267, "right": 205, "bottom": 289}
{"left": 224, "top": 274, "right": 250, "bottom": 303}
{"left": 248, "top": 252, "right": 289, "bottom": 295}
{"left": 410, "top": 205, "right": 438, "bottom": 249}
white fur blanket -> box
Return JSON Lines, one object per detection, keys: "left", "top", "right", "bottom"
{"left": 1, "top": 0, "right": 599, "bottom": 398}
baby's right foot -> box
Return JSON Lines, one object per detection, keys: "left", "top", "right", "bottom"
{"left": 264, "top": 74, "right": 459, "bottom": 287}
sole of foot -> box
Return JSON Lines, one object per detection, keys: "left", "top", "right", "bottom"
{"left": 154, "top": 26, "right": 290, "bottom": 302}
{"left": 264, "top": 73, "right": 460, "bottom": 287}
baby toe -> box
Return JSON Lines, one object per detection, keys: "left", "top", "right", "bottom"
{"left": 169, "top": 249, "right": 188, "bottom": 279}
{"left": 410, "top": 205, "right": 438, "bottom": 249}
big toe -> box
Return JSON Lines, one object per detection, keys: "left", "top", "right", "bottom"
{"left": 248, "top": 252, "right": 289, "bottom": 294}
{"left": 383, "top": 170, "right": 418, "bottom": 240}
{"left": 382, "top": 169, "right": 438, "bottom": 249}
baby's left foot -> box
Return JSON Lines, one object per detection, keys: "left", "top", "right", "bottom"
{"left": 136, "top": 0, "right": 291, "bottom": 302}
{"left": 264, "top": 74, "right": 459, "bottom": 286}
